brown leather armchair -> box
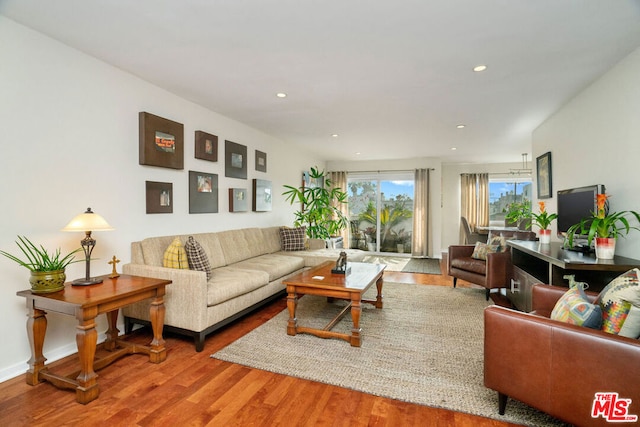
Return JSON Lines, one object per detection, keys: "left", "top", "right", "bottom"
{"left": 448, "top": 245, "right": 512, "bottom": 300}
{"left": 484, "top": 284, "right": 640, "bottom": 426}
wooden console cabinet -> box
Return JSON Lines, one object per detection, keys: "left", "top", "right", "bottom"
{"left": 507, "top": 240, "right": 640, "bottom": 312}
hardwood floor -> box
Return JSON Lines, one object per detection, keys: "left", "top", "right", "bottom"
{"left": 0, "top": 271, "right": 520, "bottom": 427}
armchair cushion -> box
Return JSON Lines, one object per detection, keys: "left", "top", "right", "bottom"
{"left": 471, "top": 242, "right": 499, "bottom": 260}
{"left": 596, "top": 268, "right": 640, "bottom": 338}
{"left": 550, "top": 286, "right": 602, "bottom": 329}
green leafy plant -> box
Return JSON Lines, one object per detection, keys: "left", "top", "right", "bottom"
{"left": 530, "top": 201, "right": 557, "bottom": 230}
{"left": 282, "top": 167, "right": 349, "bottom": 239}
{"left": 567, "top": 193, "right": 640, "bottom": 246}
{"left": 504, "top": 200, "right": 531, "bottom": 226}
{"left": 0, "top": 236, "right": 82, "bottom": 272}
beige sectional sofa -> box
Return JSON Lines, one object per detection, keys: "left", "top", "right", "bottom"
{"left": 122, "top": 226, "right": 365, "bottom": 351}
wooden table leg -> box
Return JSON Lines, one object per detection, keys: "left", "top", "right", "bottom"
{"left": 287, "top": 288, "right": 298, "bottom": 336}
{"left": 25, "top": 304, "right": 47, "bottom": 386}
{"left": 149, "top": 292, "right": 166, "bottom": 363}
{"left": 375, "top": 275, "right": 384, "bottom": 309}
{"left": 104, "top": 309, "right": 119, "bottom": 351}
{"left": 350, "top": 297, "right": 362, "bottom": 347}
{"left": 75, "top": 307, "right": 99, "bottom": 404}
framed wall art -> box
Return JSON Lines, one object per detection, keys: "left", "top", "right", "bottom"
{"left": 536, "top": 151, "right": 552, "bottom": 199}
{"left": 189, "top": 171, "right": 218, "bottom": 213}
{"left": 145, "top": 181, "right": 173, "bottom": 214}
{"left": 252, "top": 179, "right": 272, "bottom": 212}
{"left": 229, "top": 188, "right": 248, "bottom": 212}
{"left": 225, "top": 140, "right": 247, "bottom": 179}
{"left": 195, "top": 130, "right": 218, "bottom": 162}
{"left": 139, "top": 112, "right": 184, "bottom": 169}
{"left": 255, "top": 150, "right": 267, "bottom": 172}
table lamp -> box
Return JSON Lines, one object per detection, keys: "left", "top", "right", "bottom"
{"left": 62, "top": 207, "right": 114, "bottom": 285}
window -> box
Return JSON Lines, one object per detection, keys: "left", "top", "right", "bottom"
{"left": 348, "top": 173, "right": 414, "bottom": 253}
{"left": 489, "top": 178, "right": 532, "bottom": 225}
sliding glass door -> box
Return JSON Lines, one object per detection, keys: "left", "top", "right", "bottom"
{"left": 347, "top": 173, "right": 414, "bottom": 254}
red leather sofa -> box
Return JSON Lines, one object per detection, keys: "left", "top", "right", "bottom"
{"left": 484, "top": 284, "right": 640, "bottom": 426}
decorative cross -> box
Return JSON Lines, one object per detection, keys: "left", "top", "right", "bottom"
{"left": 108, "top": 255, "right": 120, "bottom": 278}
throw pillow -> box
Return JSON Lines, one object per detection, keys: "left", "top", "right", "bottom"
{"left": 280, "top": 226, "right": 306, "bottom": 251}
{"left": 471, "top": 242, "right": 498, "bottom": 260}
{"left": 163, "top": 237, "right": 189, "bottom": 269}
{"left": 184, "top": 236, "right": 213, "bottom": 280}
{"left": 488, "top": 234, "right": 508, "bottom": 252}
{"left": 550, "top": 285, "right": 602, "bottom": 329}
{"left": 595, "top": 268, "right": 640, "bottom": 338}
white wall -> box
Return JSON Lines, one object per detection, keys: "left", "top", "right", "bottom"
{"left": 0, "top": 17, "right": 322, "bottom": 381}
{"left": 532, "top": 46, "right": 640, "bottom": 258}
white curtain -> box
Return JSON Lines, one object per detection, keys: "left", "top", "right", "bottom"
{"left": 329, "top": 171, "right": 349, "bottom": 246}
{"left": 460, "top": 173, "right": 489, "bottom": 243}
{"left": 412, "top": 168, "right": 430, "bottom": 257}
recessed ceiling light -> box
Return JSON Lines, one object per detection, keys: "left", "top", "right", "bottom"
{"left": 276, "top": 92, "right": 287, "bottom": 98}
{"left": 456, "top": 124, "right": 465, "bottom": 129}
{"left": 473, "top": 65, "right": 487, "bottom": 72}
{"left": 355, "top": 152, "right": 361, "bottom": 155}
{"left": 332, "top": 134, "right": 339, "bottom": 138}
{"left": 451, "top": 147, "right": 457, "bottom": 151}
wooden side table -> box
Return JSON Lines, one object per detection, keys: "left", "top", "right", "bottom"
{"left": 16, "top": 274, "right": 171, "bottom": 404}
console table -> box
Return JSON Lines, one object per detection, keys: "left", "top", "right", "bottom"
{"left": 507, "top": 240, "right": 640, "bottom": 312}
{"left": 16, "top": 274, "right": 171, "bottom": 404}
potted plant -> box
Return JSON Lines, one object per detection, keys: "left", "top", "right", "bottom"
{"left": 283, "top": 167, "right": 349, "bottom": 240}
{"left": 566, "top": 193, "right": 640, "bottom": 259}
{"left": 1, "top": 236, "right": 82, "bottom": 293}
{"left": 504, "top": 200, "right": 532, "bottom": 230}
{"left": 530, "top": 201, "right": 558, "bottom": 244}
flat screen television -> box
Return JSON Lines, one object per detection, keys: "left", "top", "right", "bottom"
{"left": 557, "top": 184, "right": 606, "bottom": 244}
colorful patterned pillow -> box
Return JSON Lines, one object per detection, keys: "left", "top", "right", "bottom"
{"left": 184, "top": 236, "right": 212, "bottom": 280}
{"left": 471, "top": 242, "right": 499, "bottom": 260}
{"left": 595, "top": 268, "right": 640, "bottom": 337}
{"left": 163, "top": 237, "right": 189, "bottom": 269}
{"left": 551, "top": 285, "right": 602, "bottom": 329}
{"left": 488, "top": 235, "right": 509, "bottom": 252}
{"left": 279, "top": 226, "right": 307, "bottom": 251}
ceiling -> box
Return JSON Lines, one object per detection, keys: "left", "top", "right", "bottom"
{"left": 2, "top": 1, "right": 640, "bottom": 164}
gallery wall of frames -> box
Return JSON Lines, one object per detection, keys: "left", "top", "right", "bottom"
{"left": 139, "top": 111, "right": 272, "bottom": 215}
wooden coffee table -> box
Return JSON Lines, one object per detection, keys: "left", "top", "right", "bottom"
{"left": 16, "top": 274, "right": 171, "bottom": 404}
{"left": 283, "top": 261, "right": 385, "bottom": 347}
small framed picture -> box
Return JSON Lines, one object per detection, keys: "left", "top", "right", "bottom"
{"left": 536, "top": 151, "right": 552, "bottom": 199}
{"left": 195, "top": 131, "right": 218, "bottom": 162}
{"left": 253, "top": 179, "right": 272, "bottom": 212}
{"left": 225, "top": 140, "right": 247, "bottom": 179}
{"left": 189, "top": 171, "right": 218, "bottom": 213}
{"left": 139, "top": 112, "right": 184, "bottom": 169}
{"left": 255, "top": 150, "right": 267, "bottom": 172}
{"left": 229, "top": 188, "right": 248, "bottom": 212}
{"left": 145, "top": 181, "right": 173, "bottom": 214}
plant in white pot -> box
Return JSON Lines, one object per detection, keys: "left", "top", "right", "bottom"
{"left": 566, "top": 193, "right": 640, "bottom": 259}
{"left": 1, "top": 236, "right": 82, "bottom": 293}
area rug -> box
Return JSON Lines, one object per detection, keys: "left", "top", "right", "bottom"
{"left": 211, "top": 283, "right": 564, "bottom": 426}
{"left": 362, "top": 255, "right": 441, "bottom": 274}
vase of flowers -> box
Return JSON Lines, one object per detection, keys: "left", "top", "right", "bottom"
{"left": 530, "top": 201, "right": 557, "bottom": 244}
{"left": 566, "top": 193, "right": 640, "bottom": 259}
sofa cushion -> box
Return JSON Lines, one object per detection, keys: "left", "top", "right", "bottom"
{"left": 185, "top": 236, "right": 213, "bottom": 280}
{"left": 163, "top": 237, "right": 189, "bottom": 269}
{"left": 206, "top": 267, "right": 270, "bottom": 306}
{"left": 261, "top": 226, "right": 284, "bottom": 254}
{"left": 232, "top": 254, "right": 304, "bottom": 281}
{"left": 450, "top": 256, "right": 487, "bottom": 275}
{"left": 488, "top": 235, "right": 509, "bottom": 252}
{"left": 471, "top": 242, "right": 498, "bottom": 260}
{"left": 550, "top": 286, "right": 602, "bottom": 329}
{"left": 595, "top": 268, "right": 640, "bottom": 338}
{"left": 217, "top": 228, "right": 268, "bottom": 265}
{"left": 280, "top": 226, "right": 307, "bottom": 251}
